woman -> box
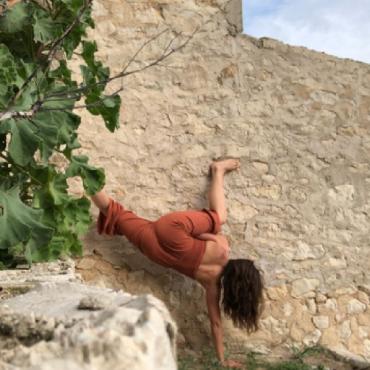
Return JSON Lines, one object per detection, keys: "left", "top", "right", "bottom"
{"left": 91, "top": 158, "right": 264, "bottom": 368}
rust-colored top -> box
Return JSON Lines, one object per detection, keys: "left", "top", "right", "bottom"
{"left": 97, "top": 199, "right": 221, "bottom": 278}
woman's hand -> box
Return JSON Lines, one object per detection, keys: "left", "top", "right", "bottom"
{"left": 221, "top": 358, "right": 244, "bottom": 368}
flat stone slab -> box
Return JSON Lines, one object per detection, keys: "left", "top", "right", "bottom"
{"left": 0, "top": 268, "right": 177, "bottom": 370}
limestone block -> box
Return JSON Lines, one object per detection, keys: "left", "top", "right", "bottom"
{"left": 293, "top": 241, "right": 325, "bottom": 261}
{"left": 288, "top": 187, "right": 307, "bottom": 202}
{"left": 348, "top": 334, "right": 364, "bottom": 356}
{"left": 310, "top": 90, "right": 338, "bottom": 105}
{"left": 340, "top": 320, "right": 352, "bottom": 339}
{"left": 0, "top": 282, "right": 177, "bottom": 370}
{"left": 303, "top": 329, "right": 322, "bottom": 346}
{"left": 324, "top": 299, "right": 338, "bottom": 311}
{"left": 347, "top": 299, "right": 367, "bottom": 315}
{"left": 327, "top": 185, "right": 355, "bottom": 205}
{"left": 335, "top": 313, "right": 346, "bottom": 323}
{"left": 326, "top": 257, "right": 347, "bottom": 269}
{"left": 266, "top": 285, "right": 288, "bottom": 301}
{"left": 283, "top": 302, "right": 293, "bottom": 317}
{"left": 333, "top": 287, "right": 358, "bottom": 296}
{"left": 358, "top": 313, "right": 370, "bottom": 326}
{"left": 260, "top": 316, "right": 288, "bottom": 336}
{"left": 321, "top": 327, "right": 340, "bottom": 347}
{"left": 249, "top": 184, "right": 282, "bottom": 200}
{"left": 315, "top": 293, "right": 327, "bottom": 304}
{"left": 252, "top": 161, "right": 269, "bottom": 174}
{"left": 359, "top": 326, "right": 369, "bottom": 339}
{"left": 229, "top": 202, "right": 258, "bottom": 221}
{"left": 312, "top": 316, "right": 329, "bottom": 330}
{"left": 291, "top": 278, "right": 320, "bottom": 298}
{"left": 350, "top": 317, "right": 359, "bottom": 333}
{"left": 306, "top": 299, "right": 317, "bottom": 314}
{"left": 262, "top": 174, "right": 276, "bottom": 183}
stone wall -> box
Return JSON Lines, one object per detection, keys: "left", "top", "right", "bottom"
{"left": 75, "top": 0, "right": 370, "bottom": 362}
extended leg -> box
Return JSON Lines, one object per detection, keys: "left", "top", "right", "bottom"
{"left": 208, "top": 159, "right": 240, "bottom": 224}
{"left": 91, "top": 190, "right": 110, "bottom": 216}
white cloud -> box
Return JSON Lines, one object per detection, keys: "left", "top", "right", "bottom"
{"left": 243, "top": 0, "right": 370, "bottom": 64}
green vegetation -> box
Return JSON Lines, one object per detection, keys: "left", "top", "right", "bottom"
{"left": 0, "top": 0, "right": 120, "bottom": 267}
{"left": 0, "top": 0, "right": 193, "bottom": 268}
{"left": 178, "top": 345, "right": 353, "bottom": 370}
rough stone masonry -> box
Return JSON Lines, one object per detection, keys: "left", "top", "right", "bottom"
{"left": 73, "top": 0, "right": 370, "bottom": 362}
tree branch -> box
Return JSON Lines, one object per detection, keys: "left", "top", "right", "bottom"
{"left": 0, "top": 18, "right": 199, "bottom": 122}
{"left": 0, "top": 0, "right": 93, "bottom": 121}
{"left": 43, "top": 27, "right": 198, "bottom": 101}
{"left": 41, "top": 87, "right": 124, "bottom": 112}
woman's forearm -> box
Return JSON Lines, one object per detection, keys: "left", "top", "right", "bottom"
{"left": 211, "top": 323, "right": 225, "bottom": 363}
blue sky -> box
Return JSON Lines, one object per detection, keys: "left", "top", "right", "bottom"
{"left": 242, "top": 0, "right": 370, "bottom": 64}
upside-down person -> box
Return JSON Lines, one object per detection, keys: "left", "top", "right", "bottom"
{"left": 91, "top": 158, "right": 264, "bottom": 368}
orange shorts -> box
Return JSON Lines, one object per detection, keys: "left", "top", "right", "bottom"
{"left": 98, "top": 199, "right": 221, "bottom": 277}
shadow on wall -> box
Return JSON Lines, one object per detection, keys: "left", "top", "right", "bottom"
{"left": 76, "top": 237, "right": 211, "bottom": 349}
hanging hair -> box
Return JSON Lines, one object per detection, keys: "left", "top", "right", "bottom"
{"left": 220, "top": 259, "right": 264, "bottom": 333}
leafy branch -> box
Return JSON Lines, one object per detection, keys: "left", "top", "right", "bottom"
{"left": 38, "top": 27, "right": 198, "bottom": 113}
{"left": 0, "top": 0, "right": 198, "bottom": 267}
{"left": 1, "top": 0, "right": 93, "bottom": 119}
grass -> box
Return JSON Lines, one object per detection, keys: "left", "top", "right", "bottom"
{"left": 178, "top": 345, "right": 353, "bottom": 370}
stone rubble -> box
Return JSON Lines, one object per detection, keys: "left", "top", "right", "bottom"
{"left": 0, "top": 262, "right": 177, "bottom": 370}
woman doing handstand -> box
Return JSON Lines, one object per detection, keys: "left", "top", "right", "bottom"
{"left": 91, "top": 158, "right": 264, "bottom": 368}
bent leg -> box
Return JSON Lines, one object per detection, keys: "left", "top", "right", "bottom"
{"left": 208, "top": 159, "right": 240, "bottom": 224}
{"left": 154, "top": 210, "right": 220, "bottom": 243}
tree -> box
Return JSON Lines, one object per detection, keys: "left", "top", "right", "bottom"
{"left": 0, "top": 0, "right": 195, "bottom": 267}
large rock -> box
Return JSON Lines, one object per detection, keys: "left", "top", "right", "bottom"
{"left": 0, "top": 264, "right": 177, "bottom": 370}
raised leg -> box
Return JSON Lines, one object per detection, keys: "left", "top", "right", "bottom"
{"left": 91, "top": 190, "right": 110, "bottom": 215}
{"left": 208, "top": 159, "right": 240, "bottom": 224}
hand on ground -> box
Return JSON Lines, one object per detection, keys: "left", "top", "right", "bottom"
{"left": 221, "top": 358, "right": 244, "bottom": 368}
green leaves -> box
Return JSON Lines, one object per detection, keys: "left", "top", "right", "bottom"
{"left": 0, "top": 2, "right": 29, "bottom": 33}
{"left": 0, "top": 0, "right": 122, "bottom": 267}
{"left": 33, "top": 9, "right": 62, "bottom": 44}
{"left": 0, "top": 111, "right": 81, "bottom": 166}
{"left": 0, "top": 187, "right": 53, "bottom": 250}
{"left": 86, "top": 94, "right": 121, "bottom": 132}
{"left": 0, "top": 118, "right": 39, "bottom": 166}
{"left": 66, "top": 155, "right": 105, "bottom": 196}
{"left": 0, "top": 44, "right": 24, "bottom": 109}
{"left": 81, "top": 41, "right": 121, "bottom": 132}
{"left": 60, "top": 0, "right": 85, "bottom": 12}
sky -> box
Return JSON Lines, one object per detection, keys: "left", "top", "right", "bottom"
{"left": 242, "top": 0, "right": 370, "bottom": 64}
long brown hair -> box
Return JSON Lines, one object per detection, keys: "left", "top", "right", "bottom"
{"left": 220, "top": 259, "right": 264, "bottom": 333}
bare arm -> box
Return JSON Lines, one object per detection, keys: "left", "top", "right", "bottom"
{"left": 205, "top": 284, "right": 244, "bottom": 369}
{"left": 90, "top": 190, "right": 110, "bottom": 215}
{"left": 205, "top": 283, "right": 225, "bottom": 363}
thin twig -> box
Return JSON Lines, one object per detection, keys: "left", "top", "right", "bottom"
{"left": 44, "top": 28, "right": 198, "bottom": 101}
{"left": 120, "top": 28, "right": 169, "bottom": 75}
{"left": 114, "top": 27, "right": 198, "bottom": 80}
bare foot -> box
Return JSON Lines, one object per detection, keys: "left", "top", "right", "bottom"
{"left": 210, "top": 158, "right": 240, "bottom": 176}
